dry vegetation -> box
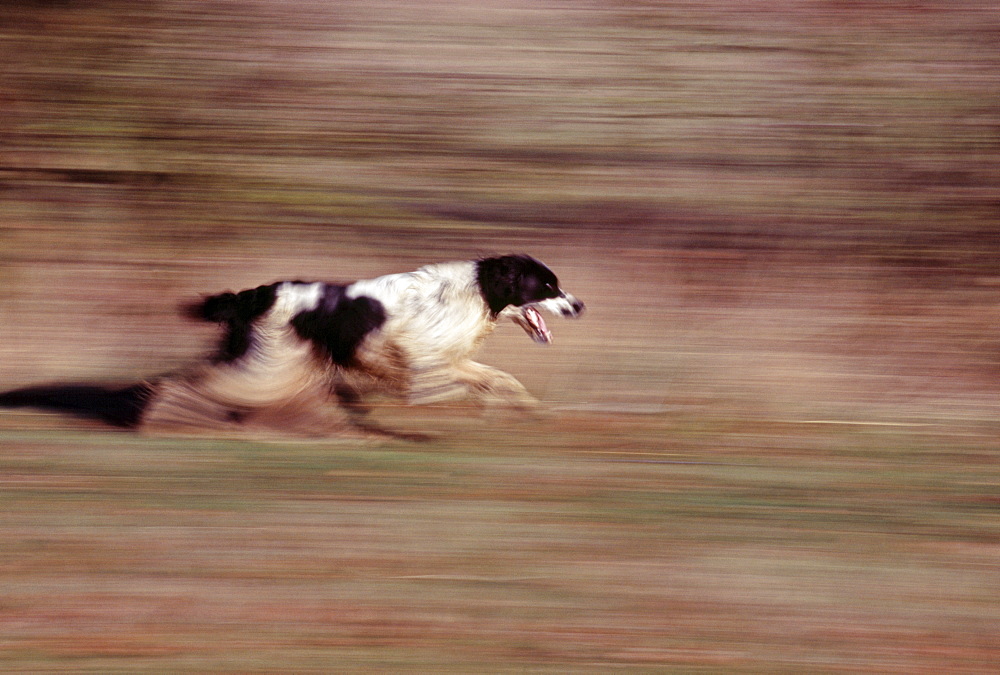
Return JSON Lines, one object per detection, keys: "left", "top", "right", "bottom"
{"left": 1, "top": 0, "right": 999, "bottom": 671}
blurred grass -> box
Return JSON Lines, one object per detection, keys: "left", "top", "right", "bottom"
{"left": 1, "top": 411, "right": 998, "bottom": 672}
{"left": 2, "top": 0, "right": 1000, "bottom": 671}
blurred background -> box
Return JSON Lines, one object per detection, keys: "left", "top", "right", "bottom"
{"left": 2, "top": 0, "right": 998, "bottom": 421}
{"left": 2, "top": 1, "right": 999, "bottom": 671}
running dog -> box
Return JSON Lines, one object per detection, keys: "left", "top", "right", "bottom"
{"left": 0, "top": 255, "right": 584, "bottom": 437}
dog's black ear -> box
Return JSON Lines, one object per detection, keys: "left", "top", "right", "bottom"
{"left": 477, "top": 255, "right": 527, "bottom": 314}
{"left": 477, "top": 254, "right": 557, "bottom": 314}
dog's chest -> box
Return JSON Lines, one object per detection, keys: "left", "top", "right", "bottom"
{"left": 347, "top": 264, "right": 493, "bottom": 361}
{"left": 401, "top": 294, "right": 490, "bottom": 354}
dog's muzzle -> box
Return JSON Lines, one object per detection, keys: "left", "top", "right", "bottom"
{"left": 511, "top": 292, "right": 585, "bottom": 344}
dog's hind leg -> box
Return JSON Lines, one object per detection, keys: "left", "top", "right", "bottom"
{"left": 0, "top": 382, "right": 154, "bottom": 427}
{"left": 139, "top": 376, "right": 253, "bottom": 434}
{"left": 141, "top": 369, "right": 401, "bottom": 439}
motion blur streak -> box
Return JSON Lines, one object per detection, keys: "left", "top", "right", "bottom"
{"left": 1, "top": 1, "right": 998, "bottom": 672}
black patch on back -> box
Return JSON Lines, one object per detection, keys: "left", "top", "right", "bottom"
{"left": 0, "top": 382, "right": 154, "bottom": 428}
{"left": 476, "top": 254, "right": 561, "bottom": 315}
{"left": 189, "top": 283, "right": 279, "bottom": 362}
{"left": 291, "top": 285, "right": 386, "bottom": 366}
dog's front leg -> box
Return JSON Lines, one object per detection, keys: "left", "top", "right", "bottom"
{"left": 407, "top": 359, "right": 468, "bottom": 405}
{"left": 452, "top": 361, "right": 539, "bottom": 410}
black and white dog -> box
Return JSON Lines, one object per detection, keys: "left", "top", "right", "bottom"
{"left": 0, "top": 255, "right": 584, "bottom": 437}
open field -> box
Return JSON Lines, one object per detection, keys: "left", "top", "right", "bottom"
{"left": 1, "top": 409, "right": 998, "bottom": 672}
{"left": 2, "top": 0, "right": 999, "bottom": 671}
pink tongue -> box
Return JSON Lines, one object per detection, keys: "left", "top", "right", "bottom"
{"left": 524, "top": 307, "right": 552, "bottom": 343}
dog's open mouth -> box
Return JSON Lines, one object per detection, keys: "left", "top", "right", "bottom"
{"left": 512, "top": 306, "right": 553, "bottom": 344}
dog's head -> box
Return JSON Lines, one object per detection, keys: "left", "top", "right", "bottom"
{"left": 476, "top": 254, "right": 585, "bottom": 344}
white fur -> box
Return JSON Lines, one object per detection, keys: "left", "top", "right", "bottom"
{"left": 274, "top": 281, "right": 324, "bottom": 317}
{"left": 143, "top": 258, "right": 579, "bottom": 436}
{"left": 345, "top": 261, "right": 502, "bottom": 403}
{"left": 533, "top": 293, "right": 583, "bottom": 318}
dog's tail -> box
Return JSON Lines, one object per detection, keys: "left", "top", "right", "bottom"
{"left": 184, "top": 291, "right": 240, "bottom": 323}
{"left": 0, "top": 382, "right": 154, "bottom": 428}
{"left": 184, "top": 284, "right": 279, "bottom": 323}
{"left": 182, "top": 284, "right": 281, "bottom": 363}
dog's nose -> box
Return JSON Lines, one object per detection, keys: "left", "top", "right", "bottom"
{"left": 560, "top": 294, "right": 585, "bottom": 317}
